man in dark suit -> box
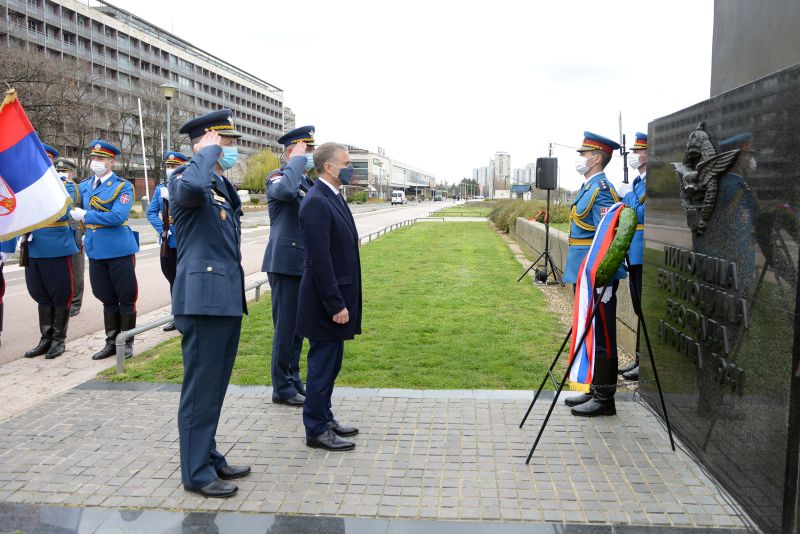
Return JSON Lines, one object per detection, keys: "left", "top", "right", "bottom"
{"left": 297, "top": 142, "right": 362, "bottom": 451}
{"left": 169, "top": 109, "right": 250, "bottom": 498}
{"left": 262, "top": 126, "right": 316, "bottom": 406}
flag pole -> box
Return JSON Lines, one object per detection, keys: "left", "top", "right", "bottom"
{"left": 137, "top": 97, "right": 150, "bottom": 202}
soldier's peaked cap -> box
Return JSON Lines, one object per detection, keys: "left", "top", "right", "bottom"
{"left": 179, "top": 109, "right": 242, "bottom": 139}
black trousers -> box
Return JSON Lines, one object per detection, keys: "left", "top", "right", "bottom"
{"left": 89, "top": 255, "right": 137, "bottom": 315}
{"left": 175, "top": 314, "right": 242, "bottom": 489}
{"left": 303, "top": 339, "right": 344, "bottom": 437}
{"left": 25, "top": 256, "right": 74, "bottom": 309}
{"left": 160, "top": 246, "right": 177, "bottom": 290}
{"left": 71, "top": 249, "right": 85, "bottom": 310}
{"left": 267, "top": 272, "right": 304, "bottom": 400}
{"left": 573, "top": 280, "right": 619, "bottom": 400}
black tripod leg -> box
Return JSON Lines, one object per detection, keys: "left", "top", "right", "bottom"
{"left": 625, "top": 257, "right": 676, "bottom": 452}
{"left": 519, "top": 326, "right": 573, "bottom": 428}
{"left": 525, "top": 287, "right": 606, "bottom": 464}
{"left": 518, "top": 251, "right": 547, "bottom": 282}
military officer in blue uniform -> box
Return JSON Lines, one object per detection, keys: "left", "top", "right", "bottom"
{"left": 262, "top": 125, "right": 316, "bottom": 406}
{"left": 147, "top": 151, "right": 188, "bottom": 332}
{"left": 563, "top": 132, "right": 627, "bottom": 417}
{"left": 619, "top": 132, "right": 647, "bottom": 381}
{"left": 297, "top": 142, "right": 362, "bottom": 451}
{"left": 55, "top": 158, "right": 86, "bottom": 317}
{"left": 22, "top": 144, "right": 79, "bottom": 359}
{"left": 0, "top": 237, "right": 18, "bottom": 347}
{"left": 71, "top": 140, "right": 139, "bottom": 360}
{"left": 169, "top": 109, "right": 250, "bottom": 498}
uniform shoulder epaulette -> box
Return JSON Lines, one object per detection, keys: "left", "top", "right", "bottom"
{"left": 598, "top": 180, "right": 609, "bottom": 191}
{"left": 268, "top": 170, "right": 284, "bottom": 183}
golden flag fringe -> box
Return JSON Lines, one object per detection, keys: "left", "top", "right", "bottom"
{"left": 0, "top": 87, "right": 18, "bottom": 115}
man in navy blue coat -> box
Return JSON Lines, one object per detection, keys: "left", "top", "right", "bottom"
{"left": 262, "top": 125, "right": 316, "bottom": 406}
{"left": 297, "top": 142, "right": 362, "bottom": 451}
{"left": 169, "top": 109, "right": 250, "bottom": 498}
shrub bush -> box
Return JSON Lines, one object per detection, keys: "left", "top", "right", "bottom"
{"left": 250, "top": 198, "right": 261, "bottom": 205}
{"left": 347, "top": 191, "right": 368, "bottom": 204}
{"left": 489, "top": 199, "right": 571, "bottom": 232}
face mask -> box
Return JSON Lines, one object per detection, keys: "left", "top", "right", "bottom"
{"left": 218, "top": 146, "right": 238, "bottom": 171}
{"left": 90, "top": 160, "right": 108, "bottom": 176}
{"left": 575, "top": 156, "right": 592, "bottom": 176}
{"left": 58, "top": 173, "right": 68, "bottom": 181}
{"left": 748, "top": 157, "right": 757, "bottom": 174}
{"left": 335, "top": 164, "right": 355, "bottom": 185}
{"left": 165, "top": 168, "right": 176, "bottom": 178}
{"left": 305, "top": 155, "right": 315, "bottom": 172}
{"left": 628, "top": 153, "right": 644, "bottom": 170}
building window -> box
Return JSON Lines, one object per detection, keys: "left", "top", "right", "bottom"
{"left": 27, "top": 18, "right": 42, "bottom": 33}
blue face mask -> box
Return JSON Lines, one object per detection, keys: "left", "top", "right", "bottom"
{"left": 218, "top": 146, "right": 238, "bottom": 171}
{"left": 305, "top": 155, "right": 315, "bottom": 172}
{"left": 337, "top": 164, "right": 354, "bottom": 185}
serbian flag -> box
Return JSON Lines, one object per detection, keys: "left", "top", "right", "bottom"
{"left": 0, "top": 89, "right": 70, "bottom": 240}
{"left": 568, "top": 202, "right": 626, "bottom": 384}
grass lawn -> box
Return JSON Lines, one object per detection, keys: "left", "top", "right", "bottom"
{"left": 103, "top": 222, "right": 563, "bottom": 389}
{"left": 432, "top": 206, "right": 493, "bottom": 217}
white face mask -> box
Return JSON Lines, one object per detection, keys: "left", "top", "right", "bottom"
{"left": 165, "top": 168, "right": 176, "bottom": 178}
{"left": 628, "top": 153, "right": 646, "bottom": 170}
{"left": 90, "top": 160, "right": 108, "bottom": 176}
{"left": 575, "top": 155, "right": 592, "bottom": 176}
{"left": 748, "top": 157, "right": 757, "bottom": 174}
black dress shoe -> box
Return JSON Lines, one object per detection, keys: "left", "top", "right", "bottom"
{"left": 563, "top": 393, "right": 592, "bottom": 407}
{"left": 185, "top": 478, "right": 238, "bottom": 498}
{"left": 329, "top": 419, "right": 359, "bottom": 437}
{"left": 571, "top": 398, "right": 616, "bottom": 417}
{"left": 618, "top": 360, "right": 638, "bottom": 375}
{"left": 163, "top": 321, "right": 176, "bottom": 332}
{"left": 306, "top": 429, "right": 355, "bottom": 451}
{"left": 216, "top": 465, "right": 251, "bottom": 480}
{"left": 273, "top": 392, "right": 305, "bottom": 406}
{"left": 622, "top": 366, "right": 639, "bottom": 381}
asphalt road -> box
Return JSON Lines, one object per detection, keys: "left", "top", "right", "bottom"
{"left": 0, "top": 201, "right": 448, "bottom": 363}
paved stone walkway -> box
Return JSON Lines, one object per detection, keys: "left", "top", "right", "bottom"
{"left": 0, "top": 384, "right": 751, "bottom": 530}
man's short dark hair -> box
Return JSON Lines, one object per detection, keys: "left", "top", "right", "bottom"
{"left": 596, "top": 150, "right": 612, "bottom": 169}
{"left": 314, "top": 142, "right": 347, "bottom": 174}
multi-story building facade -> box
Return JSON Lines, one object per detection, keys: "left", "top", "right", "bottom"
{"left": 349, "top": 146, "right": 435, "bottom": 200}
{"left": 513, "top": 163, "right": 535, "bottom": 184}
{"left": 0, "top": 0, "right": 283, "bottom": 183}
{"left": 495, "top": 151, "right": 510, "bottom": 188}
{"left": 283, "top": 106, "right": 295, "bottom": 133}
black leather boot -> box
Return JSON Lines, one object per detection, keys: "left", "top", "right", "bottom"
{"left": 25, "top": 305, "right": 54, "bottom": 358}
{"left": 572, "top": 358, "right": 617, "bottom": 417}
{"left": 618, "top": 358, "right": 639, "bottom": 375}
{"left": 564, "top": 392, "right": 593, "bottom": 407}
{"left": 45, "top": 307, "right": 70, "bottom": 359}
{"left": 622, "top": 365, "right": 639, "bottom": 381}
{"left": 120, "top": 312, "right": 136, "bottom": 359}
{"left": 92, "top": 311, "right": 120, "bottom": 360}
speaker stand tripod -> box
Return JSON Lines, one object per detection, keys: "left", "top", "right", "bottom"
{"left": 518, "top": 189, "right": 563, "bottom": 286}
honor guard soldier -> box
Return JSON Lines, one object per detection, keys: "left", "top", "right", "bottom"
{"left": 563, "top": 132, "right": 627, "bottom": 417}
{"left": 22, "top": 144, "right": 78, "bottom": 359}
{"left": 619, "top": 132, "right": 647, "bottom": 381}
{"left": 55, "top": 158, "right": 86, "bottom": 317}
{"left": 71, "top": 140, "right": 139, "bottom": 360}
{"left": 262, "top": 125, "right": 317, "bottom": 406}
{"left": 0, "top": 237, "right": 18, "bottom": 347}
{"left": 147, "top": 151, "right": 188, "bottom": 332}
{"left": 170, "top": 109, "right": 250, "bottom": 498}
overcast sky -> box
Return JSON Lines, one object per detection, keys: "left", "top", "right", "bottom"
{"left": 107, "top": 0, "right": 715, "bottom": 191}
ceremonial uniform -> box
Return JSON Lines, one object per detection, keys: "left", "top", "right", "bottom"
{"left": 262, "top": 125, "right": 316, "bottom": 404}
{"left": 23, "top": 145, "right": 78, "bottom": 359}
{"left": 0, "top": 237, "right": 18, "bottom": 347}
{"left": 56, "top": 158, "right": 86, "bottom": 317}
{"left": 171, "top": 109, "right": 249, "bottom": 497}
{"left": 563, "top": 132, "right": 626, "bottom": 417}
{"left": 147, "top": 152, "right": 187, "bottom": 299}
{"left": 620, "top": 133, "right": 647, "bottom": 380}
{"left": 77, "top": 140, "right": 139, "bottom": 360}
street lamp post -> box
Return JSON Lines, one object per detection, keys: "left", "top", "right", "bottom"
{"left": 159, "top": 83, "right": 178, "bottom": 183}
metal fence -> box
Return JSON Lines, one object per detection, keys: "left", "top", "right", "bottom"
{"left": 113, "top": 218, "right": 425, "bottom": 373}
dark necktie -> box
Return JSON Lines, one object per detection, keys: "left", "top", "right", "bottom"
{"left": 93, "top": 177, "right": 101, "bottom": 190}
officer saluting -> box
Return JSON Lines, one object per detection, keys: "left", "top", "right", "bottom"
{"left": 170, "top": 109, "right": 249, "bottom": 498}
{"left": 262, "top": 125, "right": 316, "bottom": 406}
{"left": 563, "top": 132, "right": 627, "bottom": 417}
{"left": 55, "top": 158, "right": 86, "bottom": 318}
{"left": 146, "top": 151, "right": 188, "bottom": 332}
{"left": 71, "top": 140, "right": 139, "bottom": 360}
{"left": 22, "top": 144, "right": 79, "bottom": 359}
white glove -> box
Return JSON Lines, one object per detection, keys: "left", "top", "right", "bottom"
{"left": 160, "top": 187, "right": 169, "bottom": 201}
{"left": 0, "top": 252, "right": 10, "bottom": 264}
{"left": 70, "top": 208, "right": 86, "bottom": 222}
{"left": 596, "top": 286, "right": 613, "bottom": 304}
